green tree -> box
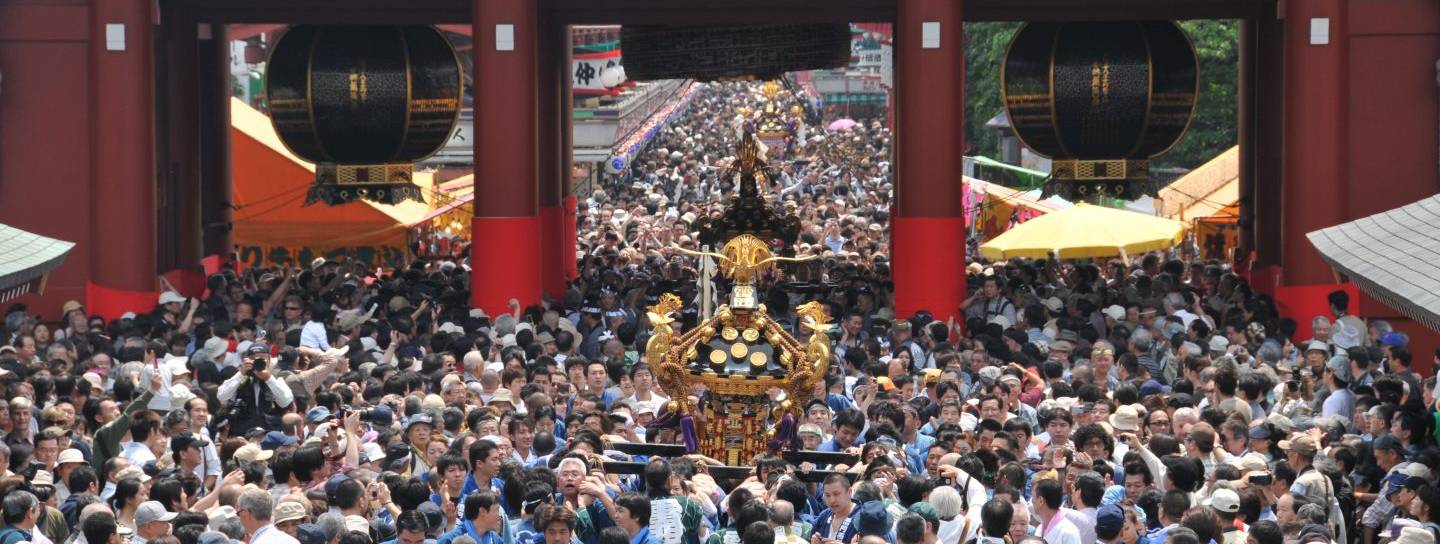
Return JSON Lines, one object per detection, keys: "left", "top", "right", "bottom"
{"left": 1159, "top": 19, "right": 1239, "bottom": 170}
{"left": 964, "top": 22, "right": 1022, "bottom": 159}
{"left": 963, "top": 20, "right": 1238, "bottom": 171}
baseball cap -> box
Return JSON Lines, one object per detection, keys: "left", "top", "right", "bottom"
{"left": 1096, "top": 504, "right": 1126, "bottom": 534}
{"left": 1208, "top": 336, "right": 1230, "bottom": 353}
{"left": 1043, "top": 297, "right": 1064, "bottom": 313}
{"left": 1279, "top": 435, "right": 1319, "bottom": 457}
{"left": 1248, "top": 425, "right": 1271, "bottom": 440}
{"left": 262, "top": 431, "right": 299, "bottom": 451}
{"left": 798, "top": 424, "right": 824, "bottom": 438}
{"left": 907, "top": 503, "right": 939, "bottom": 526}
{"left": 233, "top": 443, "right": 274, "bottom": 463}
{"left": 297, "top": 524, "right": 328, "bottom": 544}
{"left": 273, "top": 501, "right": 308, "bottom": 524}
{"left": 853, "top": 501, "right": 891, "bottom": 537}
{"left": 242, "top": 342, "right": 272, "bottom": 359}
{"left": 1206, "top": 488, "right": 1241, "bottom": 513}
{"left": 135, "top": 501, "right": 178, "bottom": 525}
{"left": 318, "top": 473, "right": 350, "bottom": 500}
{"left": 158, "top": 292, "right": 186, "bottom": 305}
{"left": 1306, "top": 340, "right": 1329, "bottom": 353}
{"left": 1373, "top": 435, "right": 1405, "bottom": 454}
{"left": 306, "top": 406, "right": 335, "bottom": 424}
{"left": 1325, "top": 355, "right": 1352, "bottom": 382}
{"left": 1139, "top": 380, "right": 1170, "bottom": 397}
{"left": 360, "top": 442, "right": 387, "bottom": 465}
{"left": 1383, "top": 473, "right": 1411, "bottom": 496}
{"left": 1380, "top": 332, "right": 1406, "bottom": 347}
{"left": 170, "top": 431, "right": 210, "bottom": 453}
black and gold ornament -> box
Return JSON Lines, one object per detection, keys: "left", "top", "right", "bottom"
{"left": 1001, "top": 21, "right": 1198, "bottom": 201}
{"left": 267, "top": 25, "right": 463, "bottom": 206}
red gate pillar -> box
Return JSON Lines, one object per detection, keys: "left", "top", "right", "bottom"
{"left": 1280, "top": 0, "right": 1347, "bottom": 286}
{"left": 90, "top": 0, "right": 157, "bottom": 291}
{"left": 538, "top": 21, "right": 569, "bottom": 302}
{"left": 472, "top": 0, "right": 543, "bottom": 314}
{"left": 892, "top": 0, "right": 966, "bottom": 321}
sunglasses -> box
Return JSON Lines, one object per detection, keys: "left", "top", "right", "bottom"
{"left": 285, "top": 306, "right": 302, "bottom": 311}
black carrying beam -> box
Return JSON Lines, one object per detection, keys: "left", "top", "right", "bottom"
{"left": 782, "top": 450, "right": 860, "bottom": 466}
{"left": 608, "top": 442, "right": 689, "bottom": 457}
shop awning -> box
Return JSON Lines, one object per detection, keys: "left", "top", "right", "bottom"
{"left": 1157, "top": 145, "right": 1238, "bottom": 221}
{"left": 1307, "top": 194, "right": 1440, "bottom": 331}
{"left": 0, "top": 224, "right": 75, "bottom": 303}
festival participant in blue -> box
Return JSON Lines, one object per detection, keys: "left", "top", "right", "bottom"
{"left": 438, "top": 490, "right": 512, "bottom": 544}
{"left": 534, "top": 504, "right": 583, "bottom": 544}
{"left": 380, "top": 511, "right": 437, "bottom": 544}
{"left": 899, "top": 402, "right": 934, "bottom": 476}
{"left": 611, "top": 493, "right": 661, "bottom": 544}
{"left": 462, "top": 440, "right": 508, "bottom": 510}
{"left": 576, "top": 458, "right": 703, "bottom": 544}
{"left": 807, "top": 474, "right": 859, "bottom": 544}
{"left": 817, "top": 410, "right": 866, "bottom": 453}
{"left": 513, "top": 481, "right": 558, "bottom": 544}
{"left": 430, "top": 453, "right": 470, "bottom": 508}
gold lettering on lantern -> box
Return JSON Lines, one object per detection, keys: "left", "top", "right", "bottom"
{"left": 348, "top": 62, "right": 369, "bottom": 107}
{"left": 1091, "top": 58, "right": 1112, "bottom": 106}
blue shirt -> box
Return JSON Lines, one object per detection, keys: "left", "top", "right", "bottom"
{"left": 816, "top": 435, "right": 865, "bottom": 452}
{"left": 437, "top": 520, "right": 503, "bottom": 544}
{"left": 461, "top": 474, "right": 508, "bottom": 507}
{"left": 904, "top": 433, "right": 935, "bottom": 475}
{"left": 808, "top": 502, "right": 858, "bottom": 543}
{"left": 513, "top": 517, "right": 538, "bottom": 544}
{"left": 630, "top": 527, "right": 662, "bottom": 544}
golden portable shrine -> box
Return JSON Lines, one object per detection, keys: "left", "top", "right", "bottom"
{"left": 642, "top": 132, "right": 830, "bottom": 467}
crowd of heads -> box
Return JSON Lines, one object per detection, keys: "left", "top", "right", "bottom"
{"left": 572, "top": 81, "right": 896, "bottom": 319}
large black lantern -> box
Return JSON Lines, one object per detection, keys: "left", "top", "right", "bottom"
{"left": 267, "top": 25, "right": 463, "bottom": 205}
{"left": 1001, "top": 21, "right": 1198, "bottom": 201}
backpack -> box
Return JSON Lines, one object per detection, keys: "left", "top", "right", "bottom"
{"left": 0, "top": 527, "right": 27, "bottom": 544}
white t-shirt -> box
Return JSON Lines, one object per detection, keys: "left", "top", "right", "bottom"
{"left": 1041, "top": 516, "right": 1083, "bottom": 544}
{"left": 120, "top": 441, "right": 156, "bottom": 465}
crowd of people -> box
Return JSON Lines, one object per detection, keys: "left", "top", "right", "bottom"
{"left": 0, "top": 79, "right": 1435, "bottom": 544}
{"left": 574, "top": 81, "right": 897, "bottom": 313}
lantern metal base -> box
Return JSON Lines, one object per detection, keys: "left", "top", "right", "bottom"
{"left": 1041, "top": 158, "right": 1158, "bottom": 202}
{"left": 304, "top": 163, "right": 426, "bottom": 206}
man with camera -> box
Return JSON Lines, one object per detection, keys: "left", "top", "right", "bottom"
{"left": 218, "top": 343, "right": 295, "bottom": 434}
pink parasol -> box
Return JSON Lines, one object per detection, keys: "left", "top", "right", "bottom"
{"left": 827, "top": 118, "right": 858, "bottom": 131}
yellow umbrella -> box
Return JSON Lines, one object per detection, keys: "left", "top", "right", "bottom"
{"left": 979, "top": 203, "right": 1186, "bottom": 260}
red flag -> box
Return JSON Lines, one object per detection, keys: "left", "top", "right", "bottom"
{"left": 201, "top": 254, "right": 233, "bottom": 276}
{"left": 86, "top": 281, "right": 159, "bottom": 322}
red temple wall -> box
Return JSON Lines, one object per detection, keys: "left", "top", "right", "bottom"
{"left": 1345, "top": 0, "right": 1440, "bottom": 371}
{"left": 0, "top": 2, "right": 95, "bottom": 318}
